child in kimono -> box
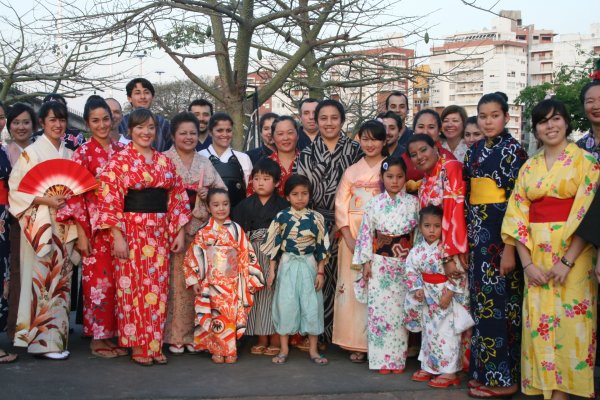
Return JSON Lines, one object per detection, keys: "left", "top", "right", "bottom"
{"left": 261, "top": 174, "right": 330, "bottom": 365}
{"left": 405, "top": 205, "right": 470, "bottom": 388}
{"left": 183, "top": 188, "right": 264, "bottom": 364}
{"left": 232, "top": 158, "right": 288, "bottom": 356}
{"left": 352, "top": 156, "right": 419, "bottom": 374}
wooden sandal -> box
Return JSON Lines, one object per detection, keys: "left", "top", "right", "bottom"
{"left": 211, "top": 355, "right": 225, "bottom": 364}
{"left": 131, "top": 354, "right": 153, "bottom": 366}
{"left": 225, "top": 356, "right": 237, "bottom": 364}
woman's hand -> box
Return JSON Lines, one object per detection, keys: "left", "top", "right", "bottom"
{"left": 439, "top": 289, "right": 454, "bottom": 310}
{"left": 524, "top": 264, "right": 549, "bottom": 287}
{"left": 442, "top": 259, "right": 464, "bottom": 280}
{"left": 76, "top": 233, "right": 92, "bottom": 257}
{"left": 35, "top": 195, "right": 66, "bottom": 209}
{"left": 362, "top": 262, "right": 372, "bottom": 281}
{"left": 414, "top": 289, "right": 424, "bottom": 302}
{"left": 170, "top": 229, "right": 185, "bottom": 253}
{"left": 499, "top": 249, "right": 516, "bottom": 277}
{"left": 111, "top": 229, "right": 128, "bottom": 259}
{"left": 340, "top": 227, "right": 355, "bottom": 253}
{"left": 314, "top": 273, "right": 325, "bottom": 291}
{"left": 192, "top": 283, "right": 202, "bottom": 296}
{"left": 549, "top": 261, "right": 570, "bottom": 285}
{"left": 198, "top": 187, "right": 208, "bottom": 200}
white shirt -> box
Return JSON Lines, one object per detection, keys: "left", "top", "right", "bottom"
{"left": 199, "top": 145, "right": 252, "bottom": 185}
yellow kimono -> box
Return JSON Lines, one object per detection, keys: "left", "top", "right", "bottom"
{"left": 501, "top": 143, "right": 599, "bottom": 399}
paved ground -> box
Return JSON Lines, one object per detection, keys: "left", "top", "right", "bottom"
{"left": 0, "top": 321, "right": 539, "bottom": 400}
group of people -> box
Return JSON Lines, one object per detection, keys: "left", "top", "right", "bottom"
{"left": 1, "top": 74, "right": 600, "bottom": 400}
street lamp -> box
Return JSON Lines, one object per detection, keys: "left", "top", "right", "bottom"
{"left": 135, "top": 53, "right": 146, "bottom": 77}
{"left": 155, "top": 71, "right": 165, "bottom": 84}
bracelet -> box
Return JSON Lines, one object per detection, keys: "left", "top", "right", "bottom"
{"left": 560, "top": 256, "right": 575, "bottom": 268}
{"left": 317, "top": 272, "right": 325, "bottom": 277}
{"left": 523, "top": 261, "right": 533, "bottom": 270}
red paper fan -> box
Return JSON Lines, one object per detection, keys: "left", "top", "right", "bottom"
{"left": 18, "top": 159, "right": 98, "bottom": 197}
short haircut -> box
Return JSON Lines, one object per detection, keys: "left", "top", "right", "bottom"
{"left": 271, "top": 115, "right": 298, "bottom": 136}
{"left": 580, "top": 81, "right": 600, "bottom": 104}
{"left": 478, "top": 92, "right": 509, "bottom": 114}
{"left": 412, "top": 109, "right": 441, "bottom": 131}
{"left": 7, "top": 103, "right": 37, "bottom": 132}
{"left": 379, "top": 110, "right": 403, "bottom": 129}
{"left": 406, "top": 133, "right": 436, "bottom": 151}
{"left": 381, "top": 156, "right": 407, "bottom": 175}
{"left": 440, "top": 105, "right": 468, "bottom": 138}
{"left": 170, "top": 111, "right": 200, "bottom": 136}
{"left": 83, "top": 95, "right": 112, "bottom": 123}
{"left": 284, "top": 174, "right": 312, "bottom": 198}
{"left": 385, "top": 91, "right": 409, "bottom": 111}
{"left": 251, "top": 158, "right": 281, "bottom": 182}
{"left": 419, "top": 204, "right": 443, "bottom": 223}
{"left": 298, "top": 97, "right": 319, "bottom": 112}
{"left": 188, "top": 99, "right": 214, "bottom": 115}
{"left": 315, "top": 99, "right": 345, "bottom": 125}
{"left": 126, "top": 78, "right": 155, "bottom": 97}
{"left": 357, "top": 120, "right": 389, "bottom": 157}
{"left": 466, "top": 116, "right": 478, "bottom": 126}
{"left": 127, "top": 108, "right": 156, "bottom": 131}
{"left": 38, "top": 101, "right": 68, "bottom": 121}
{"left": 208, "top": 112, "right": 234, "bottom": 132}
{"left": 207, "top": 187, "right": 229, "bottom": 204}
{"left": 43, "top": 93, "right": 67, "bottom": 105}
{"left": 259, "top": 112, "right": 279, "bottom": 131}
{"left": 532, "top": 98, "right": 573, "bottom": 136}
{"left": 105, "top": 97, "right": 122, "bottom": 110}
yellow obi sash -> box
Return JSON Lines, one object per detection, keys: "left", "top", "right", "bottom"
{"left": 469, "top": 177, "right": 506, "bottom": 204}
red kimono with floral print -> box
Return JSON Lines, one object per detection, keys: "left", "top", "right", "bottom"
{"left": 57, "top": 138, "right": 125, "bottom": 339}
{"left": 98, "top": 144, "right": 191, "bottom": 357}
{"left": 246, "top": 151, "right": 298, "bottom": 197}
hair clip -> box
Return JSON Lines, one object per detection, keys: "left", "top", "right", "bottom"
{"left": 382, "top": 162, "right": 389, "bottom": 171}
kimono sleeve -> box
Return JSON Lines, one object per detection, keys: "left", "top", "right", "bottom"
{"left": 238, "top": 225, "right": 264, "bottom": 291}
{"left": 260, "top": 211, "right": 285, "bottom": 260}
{"left": 313, "top": 211, "right": 330, "bottom": 262}
{"left": 56, "top": 148, "right": 91, "bottom": 235}
{"left": 404, "top": 248, "right": 423, "bottom": 293}
{"left": 441, "top": 161, "right": 468, "bottom": 257}
{"left": 98, "top": 156, "right": 127, "bottom": 233}
{"left": 182, "top": 231, "right": 207, "bottom": 288}
{"left": 166, "top": 162, "right": 192, "bottom": 237}
{"left": 501, "top": 162, "right": 532, "bottom": 249}
{"left": 499, "top": 140, "right": 528, "bottom": 197}
{"left": 352, "top": 200, "right": 375, "bottom": 265}
{"left": 334, "top": 168, "right": 352, "bottom": 230}
{"left": 8, "top": 150, "right": 37, "bottom": 217}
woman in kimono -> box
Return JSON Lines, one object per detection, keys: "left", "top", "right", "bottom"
{"left": 575, "top": 79, "right": 600, "bottom": 159}
{"left": 4, "top": 103, "right": 35, "bottom": 344}
{"left": 502, "top": 99, "right": 599, "bottom": 399}
{"left": 98, "top": 108, "right": 191, "bottom": 366}
{"left": 56, "top": 96, "right": 126, "bottom": 358}
{"left": 464, "top": 93, "right": 528, "bottom": 398}
{"left": 183, "top": 188, "right": 264, "bottom": 364}
{"left": 295, "top": 99, "right": 362, "bottom": 341}
{"left": 246, "top": 112, "right": 278, "bottom": 165}
{"left": 8, "top": 101, "right": 79, "bottom": 360}
{"left": 440, "top": 105, "right": 468, "bottom": 163}
{"left": 332, "top": 120, "right": 386, "bottom": 362}
{"left": 247, "top": 116, "right": 299, "bottom": 197}
{"left": 163, "top": 111, "right": 225, "bottom": 354}
{"left": 353, "top": 156, "right": 419, "bottom": 373}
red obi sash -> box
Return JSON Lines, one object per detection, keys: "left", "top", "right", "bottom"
{"left": 422, "top": 273, "right": 448, "bottom": 284}
{"left": 529, "top": 196, "right": 574, "bottom": 223}
{"left": 0, "top": 180, "right": 8, "bottom": 205}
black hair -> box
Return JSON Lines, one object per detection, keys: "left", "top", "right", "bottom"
{"left": 580, "top": 81, "right": 600, "bottom": 105}
{"left": 39, "top": 101, "right": 68, "bottom": 121}
{"left": 298, "top": 97, "right": 319, "bottom": 112}
{"left": 188, "top": 98, "right": 214, "bottom": 115}
{"left": 284, "top": 174, "right": 312, "bottom": 198}
{"left": 271, "top": 115, "right": 298, "bottom": 136}
{"left": 83, "top": 95, "right": 112, "bottom": 123}
{"left": 315, "top": 99, "right": 345, "bottom": 125}
{"left": 357, "top": 120, "right": 389, "bottom": 157}
{"left": 126, "top": 78, "right": 155, "bottom": 97}
{"left": 206, "top": 188, "right": 229, "bottom": 204}
{"left": 208, "top": 112, "right": 234, "bottom": 132}
{"left": 379, "top": 110, "right": 403, "bottom": 129}
{"left": 251, "top": 158, "right": 281, "bottom": 183}
{"left": 43, "top": 93, "right": 67, "bottom": 104}
{"left": 380, "top": 156, "right": 407, "bottom": 175}
{"left": 419, "top": 205, "right": 443, "bottom": 223}
{"left": 532, "top": 99, "right": 573, "bottom": 136}
{"left": 466, "top": 116, "right": 478, "bottom": 126}
{"left": 406, "top": 133, "right": 436, "bottom": 153}
{"left": 259, "top": 112, "right": 279, "bottom": 131}
{"left": 127, "top": 108, "right": 156, "bottom": 131}
{"left": 477, "top": 92, "right": 509, "bottom": 114}
{"left": 7, "top": 103, "right": 37, "bottom": 132}
{"left": 170, "top": 112, "right": 200, "bottom": 136}
{"left": 412, "top": 109, "right": 441, "bottom": 131}
{"left": 385, "top": 91, "right": 409, "bottom": 112}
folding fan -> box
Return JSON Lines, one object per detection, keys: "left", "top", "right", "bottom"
{"left": 18, "top": 159, "right": 98, "bottom": 197}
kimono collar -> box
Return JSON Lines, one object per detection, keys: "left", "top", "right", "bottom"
{"left": 384, "top": 190, "right": 406, "bottom": 203}
{"left": 40, "top": 134, "right": 68, "bottom": 157}
{"left": 425, "top": 154, "right": 445, "bottom": 178}
{"left": 290, "top": 207, "right": 309, "bottom": 218}
{"left": 422, "top": 238, "right": 441, "bottom": 250}
{"left": 127, "top": 142, "right": 159, "bottom": 164}
{"left": 484, "top": 130, "right": 510, "bottom": 149}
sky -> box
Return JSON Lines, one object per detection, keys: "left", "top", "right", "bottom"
{"left": 7, "top": 0, "right": 600, "bottom": 110}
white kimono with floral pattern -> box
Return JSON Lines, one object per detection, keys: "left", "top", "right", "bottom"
{"left": 352, "top": 191, "right": 418, "bottom": 371}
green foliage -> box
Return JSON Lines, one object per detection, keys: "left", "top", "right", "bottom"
{"left": 516, "top": 52, "right": 595, "bottom": 133}
{"left": 163, "top": 24, "right": 207, "bottom": 49}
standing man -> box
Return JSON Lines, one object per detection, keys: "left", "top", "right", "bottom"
{"left": 378, "top": 111, "right": 411, "bottom": 157}
{"left": 118, "top": 78, "right": 171, "bottom": 152}
{"left": 385, "top": 91, "right": 413, "bottom": 140}
{"left": 32, "top": 93, "right": 85, "bottom": 150}
{"left": 105, "top": 98, "right": 130, "bottom": 145}
{"left": 296, "top": 98, "right": 320, "bottom": 151}
{"left": 188, "top": 99, "right": 214, "bottom": 151}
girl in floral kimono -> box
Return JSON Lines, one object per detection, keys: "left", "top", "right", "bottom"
{"left": 98, "top": 108, "right": 191, "bottom": 366}
{"left": 352, "top": 156, "right": 419, "bottom": 373}
{"left": 57, "top": 96, "right": 126, "bottom": 358}
{"left": 183, "top": 188, "right": 264, "bottom": 364}
{"left": 405, "top": 205, "right": 470, "bottom": 388}
{"left": 502, "top": 99, "right": 599, "bottom": 399}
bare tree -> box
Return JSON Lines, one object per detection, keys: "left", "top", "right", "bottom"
{"left": 151, "top": 78, "right": 219, "bottom": 119}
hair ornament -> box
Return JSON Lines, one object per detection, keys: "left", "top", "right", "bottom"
{"left": 382, "top": 162, "right": 389, "bottom": 171}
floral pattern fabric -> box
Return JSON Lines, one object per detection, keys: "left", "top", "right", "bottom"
{"left": 246, "top": 150, "right": 298, "bottom": 198}
{"left": 98, "top": 144, "right": 191, "bottom": 357}
{"left": 464, "top": 131, "right": 528, "bottom": 387}
{"left": 183, "top": 218, "right": 264, "bottom": 357}
{"left": 502, "top": 143, "right": 599, "bottom": 398}
{"left": 352, "top": 191, "right": 418, "bottom": 370}
{"left": 0, "top": 148, "right": 11, "bottom": 332}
